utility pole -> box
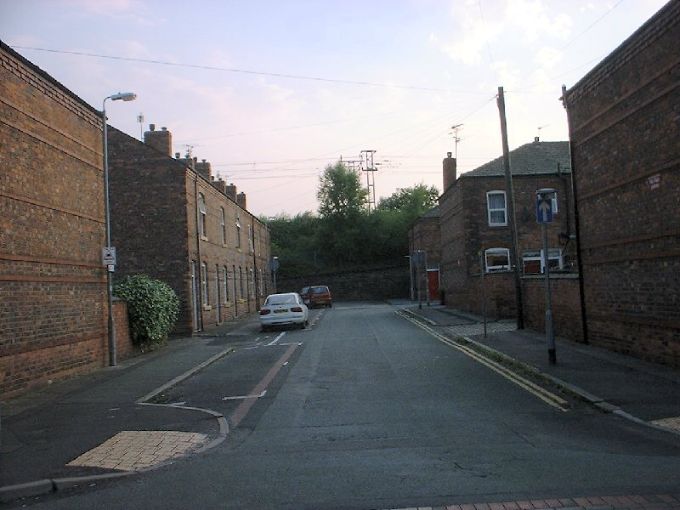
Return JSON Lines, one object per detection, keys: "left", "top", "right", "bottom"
{"left": 451, "top": 124, "right": 463, "bottom": 158}
{"left": 360, "top": 149, "right": 377, "bottom": 212}
{"left": 497, "top": 86, "right": 524, "bottom": 329}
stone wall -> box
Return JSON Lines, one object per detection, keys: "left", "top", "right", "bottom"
{"left": 277, "top": 266, "right": 410, "bottom": 301}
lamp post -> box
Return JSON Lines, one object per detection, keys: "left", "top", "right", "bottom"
{"left": 103, "top": 92, "right": 136, "bottom": 367}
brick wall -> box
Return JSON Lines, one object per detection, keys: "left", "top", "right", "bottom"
{"left": 0, "top": 43, "right": 108, "bottom": 397}
{"left": 521, "top": 276, "right": 584, "bottom": 340}
{"left": 112, "top": 299, "right": 136, "bottom": 360}
{"left": 565, "top": 1, "right": 680, "bottom": 366}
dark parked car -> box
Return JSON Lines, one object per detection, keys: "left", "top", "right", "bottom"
{"left": 305, "top": 285, "right": 332, "bottom": 308}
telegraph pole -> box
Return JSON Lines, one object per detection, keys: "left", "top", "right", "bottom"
{"left": 497, "top": 86, "right": 524, "bottom": 329}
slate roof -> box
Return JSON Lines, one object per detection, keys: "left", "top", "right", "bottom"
{"left": 420, "top": 205, "right": 440, "bottom": 218}
{"left": 461, "top": 141, "right": 570, "bottom": 178}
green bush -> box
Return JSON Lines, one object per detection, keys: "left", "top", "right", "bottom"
{"left": 114, "top": 274, "right": 179, "bottom": 349}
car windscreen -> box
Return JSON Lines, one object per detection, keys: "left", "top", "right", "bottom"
{"left": 311, "top": 287, "right": 328, "bottom": 294}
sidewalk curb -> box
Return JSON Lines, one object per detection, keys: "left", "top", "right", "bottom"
{"left": 0, "top": 346, "right": 237, "bottom": 504}
{"left": 402, "top": 308, "right": 680, "bottom": 439}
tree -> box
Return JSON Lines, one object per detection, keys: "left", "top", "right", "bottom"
{"left": 317, "top": 162, "right": 368, "bottom": 219}
{"left": 377, "top": 183, "right": 439, "bottom": 217}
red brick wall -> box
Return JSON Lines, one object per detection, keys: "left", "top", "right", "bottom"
{"left": 522, "top": 276, "right": 584, "bottom": 341}
{"left": 112, "top": 299, "right": 136, "bottom": 360}
{"left": 565, "top": 1, "right": 680, "bottom": 366}
{"left": 0, "top": 43, "right": 108, "bottom": 397}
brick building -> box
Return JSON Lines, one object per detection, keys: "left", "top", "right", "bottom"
{"left": 563, "top": 0, "right": 680, "bottom": 366}
{"left": 1, "top": 42, "right": 109, "bottom": 396}
{"left": 408, "top": 206, "right": 441, "bottom": 301}
{"left": 108, "top": 125, "right": 272, "bottom": 334}
{"left": 439, "top": 140, "right": 582, "bottom": 339}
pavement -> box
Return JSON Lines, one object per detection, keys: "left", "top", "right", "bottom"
{"left": 398, "top": 302, "right": 680, "bottom": 436}
{"left": 2, "top": 301, "right": 680, "bottom": 506}
{"left": 0, "top": 314, "right": 256, "bottom": 504}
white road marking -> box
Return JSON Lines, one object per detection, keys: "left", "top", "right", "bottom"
{"left": 266, "top": 332, "right": 286, "bottom": 346}
{"left": 222, "top": 390, "right": 267, "bottom": 401}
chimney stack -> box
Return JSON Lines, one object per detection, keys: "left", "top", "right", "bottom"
{"left": 212, "top": 177, "right": 226, "bottom": 194}
{"left": 144, "top": 124, "right": 172, "bottom": 157}
{"left": 195, "top": 158, "right": 212, "bottom": 181}
{"left": 236, "top": 192, "right": 247, "bottom": 210}
{"left": 225, "top": 183, "right": 237, "bottom": 202}
{"left": 443, "top": 152, "right": 457, "bottom": 192}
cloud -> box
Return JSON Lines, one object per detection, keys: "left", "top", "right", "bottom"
{"left": 505, "top": 0, "right": 572, "bottom": 43}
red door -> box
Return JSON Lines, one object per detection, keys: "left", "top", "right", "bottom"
{"left": 427, "top": 269, "right": 439, "bottom": 301}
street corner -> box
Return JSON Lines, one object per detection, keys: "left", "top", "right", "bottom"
{"left": 66, "top": 430, "right": 210, "bottom": 473}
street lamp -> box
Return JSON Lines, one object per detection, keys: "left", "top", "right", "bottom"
{"left": 103, "top": 92, "right": 136, "bottom": 367}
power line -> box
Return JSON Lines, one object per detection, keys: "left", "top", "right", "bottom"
{"left": 11, "top": 45, "right": 488, "bottom": 94}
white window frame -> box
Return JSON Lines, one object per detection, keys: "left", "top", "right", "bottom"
{"left": 485, "top": 247, "right": 511, "bottom": 272}
{"left": 236, "top": 215, "right": 242, "bottom": 248}
{"left": 523, "top": 248, "right": 564, "bottom": 274}
{"left": 486, "top": 190, "right": 507, "bottom": 226}
{"left": 201, "top": 262, "right": 209, "bottom": 305}
{"left": 220, "top": 207, "right": 226, "bottom": 245}
{"left": 198, "top": 193, "right": 207, "bottom": 238}
{"left": 223, "top": 266, "right": 229, "bottom": 301}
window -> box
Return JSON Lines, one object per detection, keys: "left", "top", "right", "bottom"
{"left": 485, "top": 248, "right": 511, "bottom": 272}
{"left": 239, "top": 266, "right": 244, "bottom": 298}
{"left": 522, "top": 249, "right": 564, "bottom": 274}
{"left": 551, "top": 192, "right": 559, "bottom": 214}
{"left": 486, "top": 191, "right": 507, "bottom": 226}
{"left": 223, "top": 266, "right": 229, "bottom": 301}
{"left": 220, "top": 207, "right": 226, "bottom": 245}
{"left": 201, "top": 262, "right": 209, "bottom": 305}
{"left": 236, "top": 215, "right": 241, "bottom": 248}
{"left": 215, "top": 264, "right": 220, "bottom": 302}
{"left": 198, "top": 193, "right": 207, "bottom": 238}
{"left": 248, "top": 224, "right": 254, "bottom": 253}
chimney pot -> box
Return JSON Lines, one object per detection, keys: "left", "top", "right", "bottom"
{"left": 447, "top": 152, "right": 452, "bottom": 158}
{"left": 161, "top": 126, "right": 167, "bottom": 131}
{"left": 149, "top": 124, "right": 155, "bottom": 131}
{"left": 175, "top": 152, "right": 181, "bottom": 159}
{"left": 534, "top": 136, "right": 540, "bottom": 142}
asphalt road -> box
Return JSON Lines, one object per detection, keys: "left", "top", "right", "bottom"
{"left": 19, "top": 303, "right": 680, "bottom": 509}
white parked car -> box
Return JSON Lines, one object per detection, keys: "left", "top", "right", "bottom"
{"left": 259, "top": 292, "right": 309, "bottom": 331}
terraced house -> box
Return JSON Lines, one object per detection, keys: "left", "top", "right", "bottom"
{"left": 107, "top": 125, "right": 272, "bottom": 334}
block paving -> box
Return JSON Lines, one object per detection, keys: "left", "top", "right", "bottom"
{"left": 380, "top": 494, "right": 680, "bottom": 510}
{"left": 67, "top": 430, "right": 208, "bottom": 472}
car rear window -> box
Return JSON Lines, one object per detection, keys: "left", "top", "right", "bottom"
{"left": 266, "top": 295, "right": 297, "bottom": 305}
{"left": 312, "top": 286, "right": 329, "bottom": 294}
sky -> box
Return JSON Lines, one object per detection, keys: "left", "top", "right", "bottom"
{"left": 0, "top": 0, "right": 669, "bottom": 218}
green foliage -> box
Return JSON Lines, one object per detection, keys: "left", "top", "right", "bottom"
{"left": 377, "top": 183, "right": 439, "bottom": 218}
{"left": 317, "top": 162, "right": 368, "bottom": 218}
{"left": 264, "top": 178, "right": 440, "bottom": 277}
{"left": 114, "top": 274, "right": 179, "bottom": 349}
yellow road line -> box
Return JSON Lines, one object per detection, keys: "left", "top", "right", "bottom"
{"left": 398, "top": 311, "right": 569, "bottom": 412}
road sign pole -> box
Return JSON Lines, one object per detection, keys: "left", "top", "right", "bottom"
{"left": 542, "top": 220, "right": 556, "bottom": 365}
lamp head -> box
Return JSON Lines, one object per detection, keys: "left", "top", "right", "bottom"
{"left": 110, "top": 92, "right": 137, "bottom": 102}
